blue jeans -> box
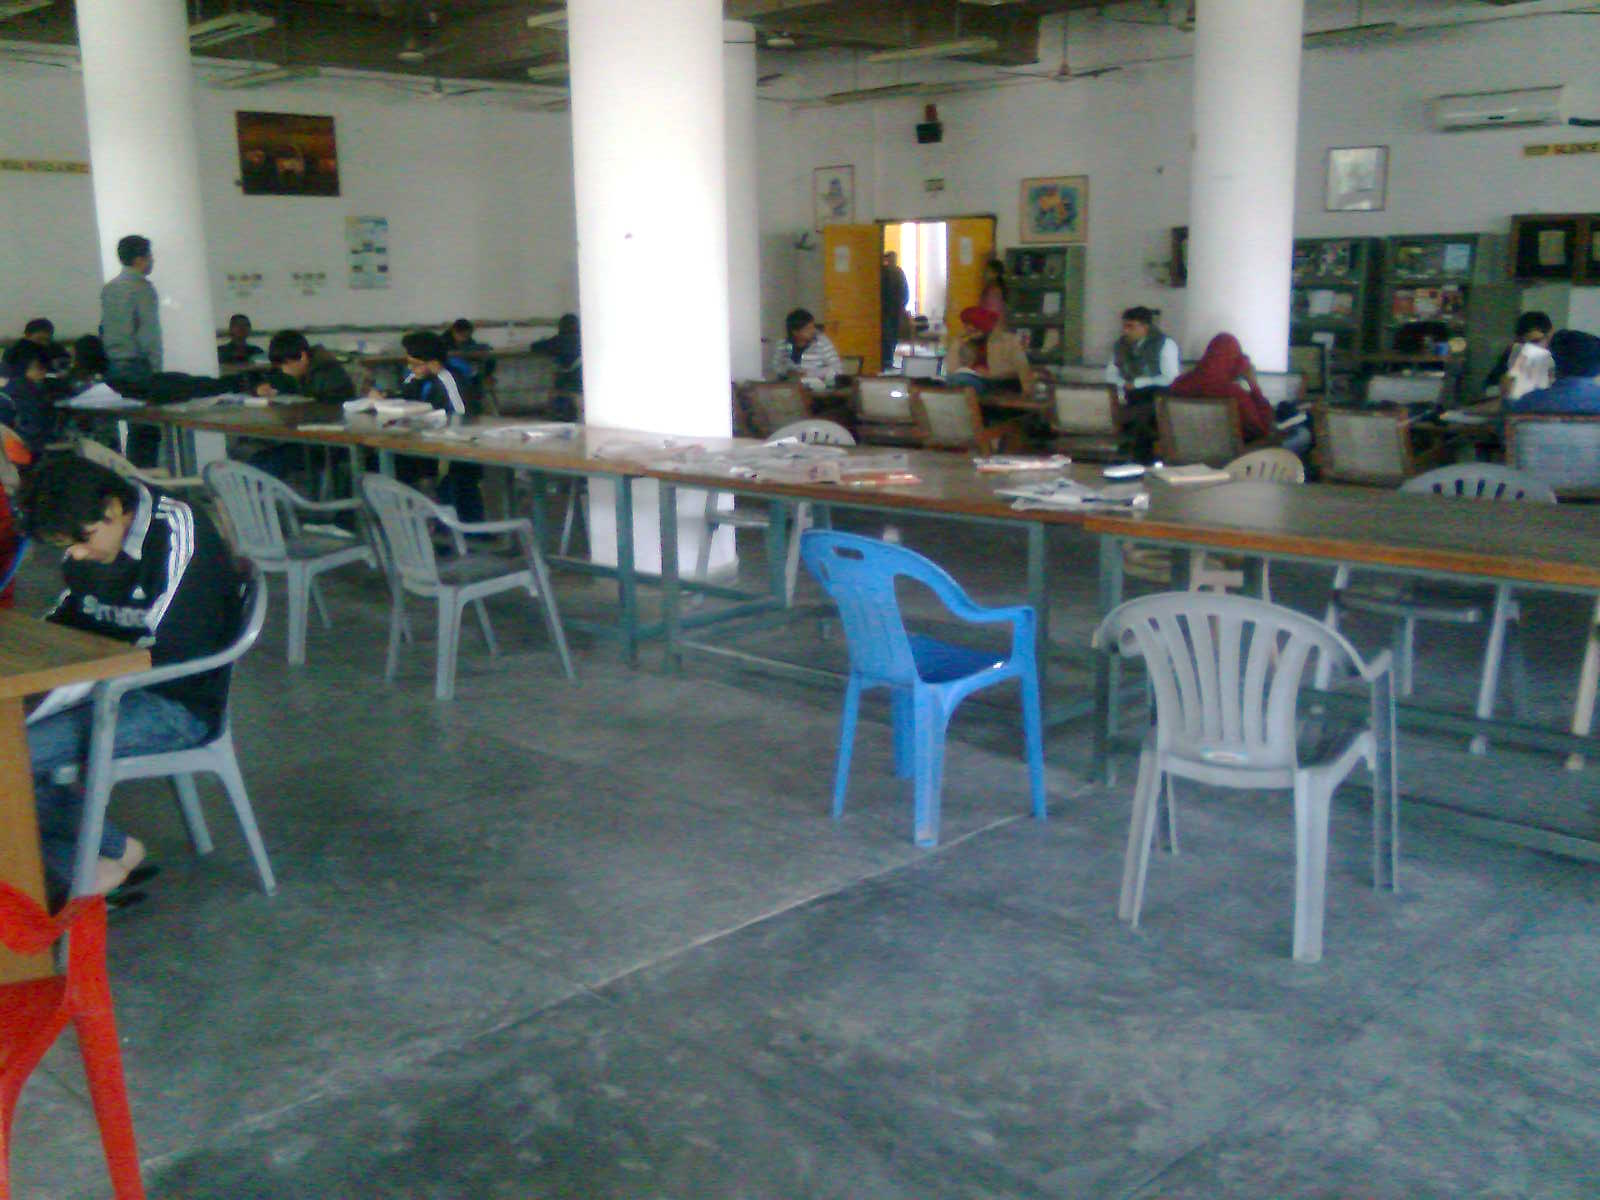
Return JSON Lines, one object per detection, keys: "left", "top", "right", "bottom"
{"left": 28, "top": 691, "right": 207, "bottom": 887}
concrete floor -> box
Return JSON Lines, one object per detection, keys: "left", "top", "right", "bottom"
{"left": 8, "top": 508, "right": 1600, "bottom": 1199}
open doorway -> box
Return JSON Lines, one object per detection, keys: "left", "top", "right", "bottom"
{"left": 883, "top": 220, "right": 948, "bottom": 371}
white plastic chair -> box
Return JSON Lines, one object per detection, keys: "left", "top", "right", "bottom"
{"left": 72, "top": 563, "right": 276, "bottom": 898}
{"left": 204, "top": 460, "right": 377, "bottom": 666}
{"left": 360, "top": 474, "right": 574, "bottom": 700}
{"left": 76, "top": 434, "right": 205, "bottom": 494}
{"left": 1189, "top": 449, "right": 1307, "bottom": 599}
{"left": 1094, "top": 592, "right": 1397, "bottom": 963}
{"left": 695, "top": 419, "right": 856, "bottom": 605}
{"left": 1316, "top": 464, "right": 1555, "bottom": 755}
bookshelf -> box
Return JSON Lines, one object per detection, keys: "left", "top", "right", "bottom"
{"left": 1003, "top": 245, "right": 1086, "bottom": 367}
{"left": 1290, "top": 237, "right": 1383, "bottom": 368}
{"left": 1378, "top": 233, "right": 1515, "bottom": 391}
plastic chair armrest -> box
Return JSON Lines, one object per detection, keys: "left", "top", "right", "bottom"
{"left": 99, "top": 636, "right": 251, "bottom": 702}
{"left": 435, "top": 508, "right": 534, "bottom": 538}
{"left": 1355, "top": 648, "right": 1394, "bottom": 684}
{"left": 287, "top": 495, "right": 364, "bottom": 515}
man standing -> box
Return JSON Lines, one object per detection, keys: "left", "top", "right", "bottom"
{"left": 880, "top": 251, "right": 910, "bottom": 373}
{"left": 1104, "top": 305, "right": 1180, "bottom": 462}
{"left": 100, "top": 234, "right": 162, "bottom": 391}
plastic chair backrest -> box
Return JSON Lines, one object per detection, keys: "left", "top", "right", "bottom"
{"left": 1403, "top": 463, "right": 1556, "bottom": 505}
{"left": 911, "top": 385, "right": 982, "bottom": 446}
{"left": 1226, "top": 448, "right": 1305, "bottom": 483}
{"left": 767, "top": 419, "right": 856, "bottom": 447}
{"left": 361, "top": 474, "right": 443, "bottom": 590}
{"left": 203, "top": 461, "right": 294, "bottom": 562}
{"left": 75, "top": 436, "right": 143, "bottom": 480}
{"left": 1506, "top": 414, "right": 1600, "bottom": 499}
{"left": 1052, "top": 384, "right": 1116, "bottom": 434}
{"left": 1160, "top": 395, "right": 1243, "bottom": 466}
{"left": 801, "top": 531, "right": 972, "bottom": 688}
{"left": 1095, "top": 592, "right": 1363, "bottom": 771}
{"left": 855, "top": 377, "right": 913, "bottom": 421}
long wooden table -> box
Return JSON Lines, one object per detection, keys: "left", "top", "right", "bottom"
{"left": 0, "top": 614, "right": 149, "bottom": 981}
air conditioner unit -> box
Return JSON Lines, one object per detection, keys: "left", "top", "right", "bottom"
{"left": 1432, "top": 86, "right": 1564, "bottom": 131}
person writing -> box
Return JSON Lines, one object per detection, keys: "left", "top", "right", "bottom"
{"left": 1170, "top": 332, "right": 1311, "bottom": 454}
{"left": 255, "top": 331, "right": 356, "bottom": 403}
{"left": 770, "top": 308, "right": 842, "bottom": 389}
{"left": 22, "top": 454, "right": 238, "bottom": 898}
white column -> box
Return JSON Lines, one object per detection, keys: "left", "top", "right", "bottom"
{"left": 77, "top": 0, "right": 225, "bottom": 464}
{"left": 1183, "top": 0, "right": 1304, "bottom": 373}
{"left": 569, "top": 0, "right": 734, "bottom": 575}
{"left": 725, "top": 20, "right": 764, "bottom": 383}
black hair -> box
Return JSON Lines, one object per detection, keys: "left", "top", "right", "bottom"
{"left": 7, "top": 340, "right": 48, "bottom": 373}
{"left": 21, "top": 453, "right": 138, "bottom": 545}
{"left": 116, "top": 235, "right": 151, "bottom": 266}
{"left": 1515, "top": 311, "right": 1554, "bottom": 339}
{"left": 785, "top": 308, "right": 815, "bottom": 337}
{"left": 72, "top": 335, "right": 109, "bottom": 376}
{"left": 557, "top": 313, "right": 579, "bottom": 336}
{"left": 228, "top": 313, "right": 251, "bottom": 328}
{"left": 267, "top": 330, "right": 311, "bottom": 365}
{"left": 23, "top": 318, "right": 53, "bottom": 338}
{"left": 450, "top": 318, "right": 474, "bottom": 336}
{"left": 402, "top": 330, "right": 449, "bottom": 365}
{"left": 1121, "top": 306, "right": 1155, "bottom": 326}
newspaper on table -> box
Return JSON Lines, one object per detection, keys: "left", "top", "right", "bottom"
{"left": 995, "top": 476, "right": 1149, "bottom": 511}
{"left": 422, "top": 421, "right": 578, "bottom": 444}
{"left": 972, "top": 454, "right": 1072, "bottom": 473}
{"left": 59, "top": 383, "right": 141, "bottom": 411}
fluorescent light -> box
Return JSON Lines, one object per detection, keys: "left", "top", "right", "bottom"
{"left": 189, "top": 11, "right": 275, "bottom": 47}
{"left": 0, "top": 1, "right": 54, "bottom": 17}
{"left": 526, "top": 10, "right": 567, "bottom": 30}
{"left": 865, "top": 37, "right": 998, "bottom": 64}
{"left": 525, "top": 62, "right": 570, "bottom": 81}
{"left": 212, "top": 64, "right": 320, "bottom": 89}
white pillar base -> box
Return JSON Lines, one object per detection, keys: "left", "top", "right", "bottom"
{"left": 586, "top": 479, "right": 735, "bottom": 578}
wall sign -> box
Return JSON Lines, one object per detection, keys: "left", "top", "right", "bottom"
{"left": 1524, "top": 141, "right": 1600, "bottom": 158}
{"left": 0, "top": 159, "right": 88, "bottom": 174}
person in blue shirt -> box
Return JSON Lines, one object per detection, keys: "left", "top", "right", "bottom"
{"left": 1509, "top": 330, "right": 1600, "bottom": 415}
{"left": 384, "top": 330, "right": 485, "bottom": 523}
{"left": 0, "top": 340, "right": 56, "bottom": 459}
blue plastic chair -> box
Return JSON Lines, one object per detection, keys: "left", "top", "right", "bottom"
{"left": 0, "top": 535, "right": 27, "bottom": 595}
{"left": 800, "top": 530, "right": 1046, "bottom": 847}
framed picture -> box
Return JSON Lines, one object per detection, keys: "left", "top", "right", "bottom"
{"left": 812, "top": 165, "right": 855, "bottom": 232}
{"left": 236, "top": 112, "right": 340, "bottom": 197}
{"left": 1324, "top": 145, "right": 1387, "bottom": 212}
{"left": 1019, "top": 175, "right": 1088, "bottom": 244}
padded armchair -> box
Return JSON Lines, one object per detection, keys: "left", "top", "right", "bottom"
{"left": 1506, "top": 414, "right": 1600, "bottom": 501}
{"left": 909, "top": 384, "right": 1017, "bottom": 454}
{"left": 852, "top": 376, "right": 920, "bottom": 446}
{"left": 737, "top": 381, "right": 811, "bottom": 439}
{"left": 1156, "top": 394, "right": 1270, "bottom": 466}
{"left": 1312, "top": 402, "right": 1449, "bottom": 486}
{"left": 74, "top": 563, "right": 276, "bottom": 899}
{"left": 1094, "top": 593, "right": 1397, "bottom": 963}
{"left": 1046, "top": 383, "right": 1123, "bottom": 462}
{"left": 801, "top": 531, "right": 1045, "bottom": 848}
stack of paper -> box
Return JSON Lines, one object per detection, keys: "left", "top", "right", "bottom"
{"left": 973, "top": 455, "right": 1072, "bottom": 473}
{"left": 61, "top": 383, "right": 141, "bottom": 411}
{"left": 995, "top": 477, "right": 1149, "bottom": 510}
{"left": 1151, "top": 464, "right": 1232, "bottom": 486}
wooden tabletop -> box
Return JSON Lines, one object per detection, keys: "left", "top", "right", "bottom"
{"left": 0, "top": 613, "right": 151, "bottom": 701}
{"left": 1083, "top": 479, "right": 1600, "bottom": 590}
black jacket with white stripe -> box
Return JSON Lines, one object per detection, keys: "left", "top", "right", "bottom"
{"left": 47, "top": 483, "right": 238, "bottom": 728}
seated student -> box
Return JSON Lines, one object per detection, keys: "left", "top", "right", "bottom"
{"left": 1485, "top": 311, "right": 1554, "bottom": 401}
{"left": 255, "top": 331, "right": 356, "bottom": 403}
{"left": 21, "top": 453, "right": 238, "bottom": 897}
{"left": 1171, "top": 332, "right": 1311, "bottom": 455}
{"left": 217, "top": 313, "right": 263, "bottom": 366}
{"left": 375, "top": 330, "right": 485, "bottom": 523}
{"left": 446, "top": 318, "right": 496, "bottom": 381}
{"left": 0, "top": 340, "right": 58, "bottom": 460}
{"left": 530, "top": 313, "right": 582, "bottom": 418}
{"left": 1104, "top": 305, "right": 1180, "bottom": 462}
{"left": 948, "top": 305, "right": 1033, "bottom": 396}
{"left": 770, "top": 308, "right": 842, "bottom": 389}
{"left": 1509, "top": 330, "right": 1600, "bottom": 416}
{"left": 3, "top": 318, "right": 69, "bottom": 375}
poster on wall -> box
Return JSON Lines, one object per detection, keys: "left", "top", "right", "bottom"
{"left": 290, "top": 270, "right": 328, "bottom": 297}
{"left": 1019, "top": 175, "right": 1088, "bottom": 245}
{"left": 812, "top": 165, "right": 855, "bottom": 232}
{"left": 346, "top": 216, "right": 390, "bottom": 290}
{"left": 225, "top": 271, "right": 265, "bottom": 302}
{"left": 236, "top": 112, "right": 340, "bottom": 197}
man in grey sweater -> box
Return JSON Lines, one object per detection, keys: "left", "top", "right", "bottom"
{"left": 100, "top": 233, "right": 162, "bottom": 390}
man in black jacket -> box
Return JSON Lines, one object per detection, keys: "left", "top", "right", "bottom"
{"left": 385, "top": 330, "right": 485, "bottom": 523}
{"left": 23, "top": 455, "right": 238, "bottom": 896}
{"left": 254, "top": 330, "right": 356, "bottom": 404}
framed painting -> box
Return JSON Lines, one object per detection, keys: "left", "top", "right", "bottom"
{"left": 236, "top": 111, "right": 341, "bottom": 197}
{"left": 812, "top": 165, "right": 855, "bottom": 232}
{"left": 1325, "top": 145, "right": 1387, "bottom": 212}
{"left": 1019, "top": 175, "right": 1088, "bottom": 244}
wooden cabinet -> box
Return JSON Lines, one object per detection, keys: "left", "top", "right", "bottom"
{"left": 1290, "top": 237, "right": 1383, "bottom": 368}
{"left": 1003, "top": 245, "right": 1086, "bottom": 367}
{"left": 1509, "top": 212, "right": 1600, "bottom": 285}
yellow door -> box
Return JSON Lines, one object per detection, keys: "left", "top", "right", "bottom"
{"left": 823, "top": 223, "right": 884, "bottom": 374}
{"left": 945, "top": 216, "right": 996, "bottom": 346}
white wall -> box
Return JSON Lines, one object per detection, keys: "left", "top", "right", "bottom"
{"left": 0, "top": 58, "right": 577, "bottom": 338}
{"left": 757, "top": 4, "right": 1600, "bottom": 361}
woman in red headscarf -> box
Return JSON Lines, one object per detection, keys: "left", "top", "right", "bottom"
{"left": 1170, "top": 332, "right": 1275, "bottom": 441}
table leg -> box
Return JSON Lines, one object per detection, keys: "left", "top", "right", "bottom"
{"left": 528, "top": 470, "right": 550, "bottom": 553}
{"left": 766, "top": 498, "right": 791, "bottom": 604}
{"left": 1567, "top": 598, "right": 1600, "bottom": 772}
{"left": 378, "top": 449, "right": 396, "bottom": 479}
{"left": 659, "top": 482, "right": 682, "bottom": 673}
{"left": 1026, "top": 522, "right": 1051, "bottom": 702}
{"left": 616, "top": 476, "right": 638, "bottom": 667}
{"left": 0, "top": 698, "right": 55, "bottom": 983}
{"left": 1093, "top": 534, "right": 1125, "bottom": 783}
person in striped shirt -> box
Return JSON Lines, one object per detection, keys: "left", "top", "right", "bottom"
{"left": 769, "top": 308, "right": 842, "bottom": 389}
